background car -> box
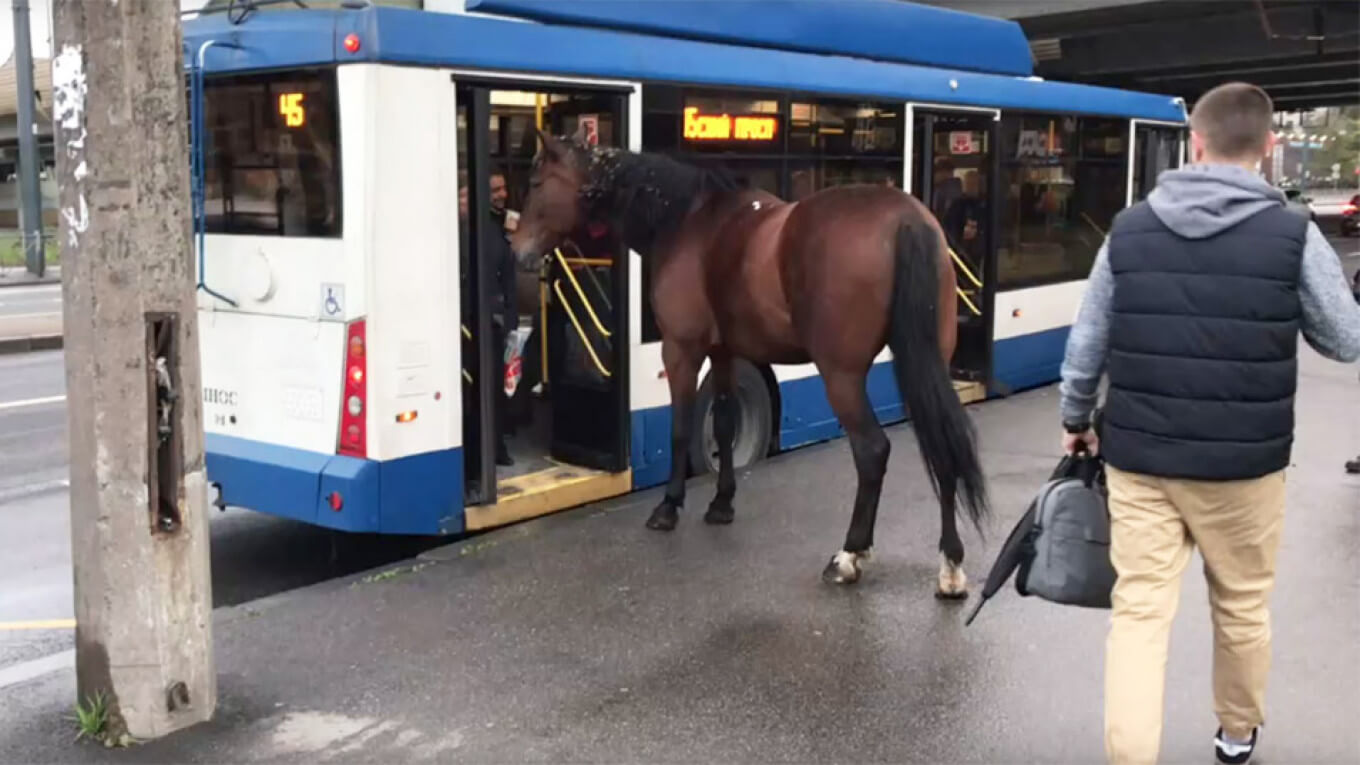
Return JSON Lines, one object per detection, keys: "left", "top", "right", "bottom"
{"left": 1339, "top": 193, "right": 1359, "bottom": 237}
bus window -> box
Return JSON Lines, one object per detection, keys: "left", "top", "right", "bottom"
{"left": 1133, "top": 124, "right": 1182, "bottom": 201}
{"left": 787, "top": 98, "right": 903, "bottom": 200}
{"left": 996, "top": 114, "right": 1128, "bottom": 289}
{"left": 202, "top": 69, "right": 342, "bottom": 237}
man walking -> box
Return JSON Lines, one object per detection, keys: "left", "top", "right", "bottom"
{"left": 1058, "top": 82, "right": 1360, "bottom": 764}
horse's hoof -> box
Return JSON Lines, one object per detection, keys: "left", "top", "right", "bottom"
{"left": 935, "top": 553, "right": 968, "bottom": 600}
{"left": 645, "top": 502, "right": 679, "bottom": 531}
{"left": 821, "top": 550, "right": 866, "bottom": 585}
{"left": 703, "top": 501, "right": 734, "bottom": 525}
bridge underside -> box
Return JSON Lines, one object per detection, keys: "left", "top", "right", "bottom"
{"left": 920, "top": 0, "right": 1359, "bottom": 111}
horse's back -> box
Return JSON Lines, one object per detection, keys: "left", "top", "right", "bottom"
{"left": 777, "top": 185, "right": 941, "bottom": 366}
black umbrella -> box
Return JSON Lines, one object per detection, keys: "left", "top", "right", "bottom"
{"left": 964, "top": 451, "right": 1090, "bottom": 627}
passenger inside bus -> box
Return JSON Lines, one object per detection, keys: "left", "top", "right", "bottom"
{"left": 943, "top": 169, "right": 987, "bottom": 267}
{"left": 458, "top": 169, "right": 518, "bottom": 466}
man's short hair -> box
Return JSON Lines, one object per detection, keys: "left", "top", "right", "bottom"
{"left": 1189, "top": 82, "right": 1274, "bottom": 160}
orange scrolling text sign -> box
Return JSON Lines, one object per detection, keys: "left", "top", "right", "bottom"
{"left": 683, "top": 107, "right": 777, "bottom": 141}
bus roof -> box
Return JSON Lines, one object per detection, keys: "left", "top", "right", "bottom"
{"left": 182, "top": 6, "right": 1187, "bottom": 123}
{"left": 466, "top": 0, "right": 1035, "bottom": 78}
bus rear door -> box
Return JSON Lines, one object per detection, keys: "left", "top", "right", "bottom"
{"left": 456, "top": 80, "right": 634, "bottom": 530}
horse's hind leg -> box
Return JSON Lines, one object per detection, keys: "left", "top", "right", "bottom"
{"left": 703, "top": 352, "right": 737, "bottom": 525}
{"left": 820, "top": 369, "right": 890, "bottom": 585}
{"left": 936, "top": 481, "right": 967, "bottom": 599}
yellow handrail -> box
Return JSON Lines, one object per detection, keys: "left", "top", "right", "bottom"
{"left": 948, "top": 247, "right": 983, "bottom": 289}
{"left": 461, "top": 323, "right": 474, "bottom": 383}
{"left": 558, "top": 244, "right": 611, "bottom": 310}
{"left": 956, "top": 287, "right": 981, "bottom": 316}
{"left": 553, "top": 248, "right": 611, "bottom": 338}
{"left": 553, "top": 279, "right": 612, "bottom": 378}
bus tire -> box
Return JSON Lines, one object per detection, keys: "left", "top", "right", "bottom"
{"left": 689, "top": 359, "right": 774, "bottom": 476}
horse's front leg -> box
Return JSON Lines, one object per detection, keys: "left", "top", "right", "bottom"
{"left": 646, "top": 338, "right": 702, "bottom": 531}
{"left": 703, "top": 352, "right": 737, "bottom": 525}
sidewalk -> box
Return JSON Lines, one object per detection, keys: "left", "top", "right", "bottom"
{"left": 0, "top": 265, "right": 61, "bottom": 288}
{"left": 0, "top": 348, "right": 1356, "bottom": 763}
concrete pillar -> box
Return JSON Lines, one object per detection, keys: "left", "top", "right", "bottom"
{"left": 52, "top": 0, "right": 215, "bottom": 742}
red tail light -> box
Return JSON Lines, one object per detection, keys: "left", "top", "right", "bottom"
{"left": 338, "top": 319, "right": 367, "bottom": 458}
{"left": 1343, "top": 204, "right": 1357, "bottom": 216}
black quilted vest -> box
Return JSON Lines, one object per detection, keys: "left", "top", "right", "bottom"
{"left": 1101, "top": 202, "right": 1306, "bottom": 481}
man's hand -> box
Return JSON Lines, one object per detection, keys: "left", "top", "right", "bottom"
{"left": 1063, "top": 428, "right": 1099, "bottom": 456}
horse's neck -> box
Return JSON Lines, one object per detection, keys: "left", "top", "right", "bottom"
{"left": 604, "top": 161, "right": 703, "bottom": 255}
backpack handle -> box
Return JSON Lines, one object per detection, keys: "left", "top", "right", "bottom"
{"left": 1067, "top": 443, "right": 1102, "bottom": 489}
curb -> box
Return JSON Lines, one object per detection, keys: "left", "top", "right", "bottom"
{"left": 0, "top": 278, "right": 60, "bottom": 289}
{"left": 0, "top": 334, "right": 63, "bottom": 355}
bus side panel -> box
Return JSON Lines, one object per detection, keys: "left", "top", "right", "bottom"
{"left": 200, "top": 309, "right": 347, "bottom": 455}
{"left": 629, "top": 340, "right": 676, "bottom": 490}
{"left": 627, "top": 341, "right": 902, "bottom": 487}
{"left": 349, "top": 63, "right": 463, "bottom": 531}
{"left": 774, "top": 354, "right": 903, "bottom": 452}
{"left": 991, "top": 280, "right": 1087, "bottom": 392}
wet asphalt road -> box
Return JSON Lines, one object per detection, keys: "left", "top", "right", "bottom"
{"left": 0, "top": 351, "right": 448, "bottom": 671}
{"left": 0, "top": 342, "right": 1355, "bottom": 763}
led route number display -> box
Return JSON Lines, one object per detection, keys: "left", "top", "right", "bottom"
{"left": 278, "top": 93, "right": 306, "bottom": 128}
{"left": 683, "top": 106, "right": 777, "bottom": 142}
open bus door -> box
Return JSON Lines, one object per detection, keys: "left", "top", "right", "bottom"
{"left": 543, "top": 224, "right": 629, "bottom": 471}
{"left": 908, "top": 103, "right": 999, "bottom": 403}
{"left": 512, "top": 88, "right": 630, "bottom": 473}
{"left": 458, "top": 85, "right": 497, "bottom": 506}
{"left": 457, "top": 80, "right": 632, "bottom": 526}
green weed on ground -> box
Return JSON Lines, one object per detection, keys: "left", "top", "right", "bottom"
{"left": 0, "top": 230, "right": 60, "bottom": 269}
{"left": 68, "top": 690, "right": 134, "bottom": 748}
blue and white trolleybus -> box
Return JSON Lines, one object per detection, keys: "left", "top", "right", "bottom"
{"left": 183, "top": 0, "right": 1188, "bottom": 536}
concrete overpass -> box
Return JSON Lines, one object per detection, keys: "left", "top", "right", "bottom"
{"left": 920, "top": 0, "right": 1359, "bottom": 111}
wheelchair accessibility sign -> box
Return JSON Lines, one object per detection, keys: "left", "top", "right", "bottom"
{"left": 320, "top": 284, "right": 345, "bottom": 321}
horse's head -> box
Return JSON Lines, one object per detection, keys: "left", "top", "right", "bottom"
{"left": 510, "top": 129, "right": 595, "bottom": 268}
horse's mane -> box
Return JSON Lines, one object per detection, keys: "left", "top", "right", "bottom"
{"left": 579, "top": 147, "right": 742, "bottom": 253}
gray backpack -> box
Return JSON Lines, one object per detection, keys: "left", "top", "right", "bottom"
{"left": 1014, "top": 453, "right": 1115, "bottom": 608}
{"left": 966, "top": 450, "right": 1114, "bottom": 625}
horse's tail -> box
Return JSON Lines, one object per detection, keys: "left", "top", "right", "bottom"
{"left": 887, "top": 220, "right": 989, "bottom": 533}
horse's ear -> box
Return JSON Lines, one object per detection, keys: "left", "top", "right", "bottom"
{"left": 537, "top": 128, "right": 566, "bottom": 163}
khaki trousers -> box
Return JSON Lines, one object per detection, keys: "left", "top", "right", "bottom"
{"left": 1103, "top": 465, "right": 1286, "bottom": 765}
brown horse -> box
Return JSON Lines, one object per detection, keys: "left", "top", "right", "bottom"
{"left": 509, "top": 132, "right": 988, "bottom": 597}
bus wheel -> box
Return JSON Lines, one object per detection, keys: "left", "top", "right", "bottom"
{"left": 689, "top": 360, "right": 773, "bottom": 476}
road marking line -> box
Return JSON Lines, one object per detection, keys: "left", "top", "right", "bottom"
{"left": 0, "top": 285, "right": 60, "bottom": 295}
{"left": 0, "top": 649, "right": 74, "bottom": 690}
{"left": 0, "top": 395, "right": 65, "bottom": 411}
{"left": 0, "top": 619, "right": 76, "bottom": 631}
{"left": 0, "top": 311, "right": 61, "bottom": 320}
{"left": 0, "top": 478, "right": 70, "bottom": 506}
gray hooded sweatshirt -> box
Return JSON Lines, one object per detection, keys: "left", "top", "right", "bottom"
{"left": 1059, "top": 163, "right": 1360, "bottom": 423}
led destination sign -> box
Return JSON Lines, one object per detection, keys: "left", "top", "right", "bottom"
{"left": 683, "top": 106, "right": 778, "bottom": 142}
